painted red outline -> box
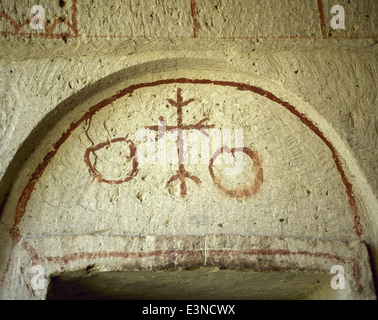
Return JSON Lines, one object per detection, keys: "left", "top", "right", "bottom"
{"left": 8, "top": 78, "right": 363, "bottom": 244}
{"left": 1, "top": 0, "right": 376, "bottom": 41}
{"left": 209, "top": 147, "right": 263, "bottom": 199}
{"left": 84, "top": 138, "right": 139, "bottom": 185}
{"left": 84, "top": 35, "right": 377, "bottom": 40}
{"left": 0, "top": 0, "right": 78, "bottom": 39}
{"left": 317, "top": 0, "right": 328, "bottom": 39}
{"left": 190, "top": 0, "right": 199, "bottom": 38}
{"left": 22, "top": 242, "right": 363, "bottom": 293}
{"left": 148, "top": 88, "right": 215, "bottom": 197}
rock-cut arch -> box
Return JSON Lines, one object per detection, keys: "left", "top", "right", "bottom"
{"left": 0, "top": 60, "right": 375, "bottom": 299}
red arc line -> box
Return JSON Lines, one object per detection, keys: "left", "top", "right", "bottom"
{"left": 8, "top": 78, "right": 363, "bottom": 242}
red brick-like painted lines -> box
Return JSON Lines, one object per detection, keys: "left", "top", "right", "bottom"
{"left": 0, "top": 0, "right": 78, "bottom": 39}
{"left": 0, "top": 12, "right": 29, "bottom": 35}
{"left": 1, "top": 0, "right": 376, "bottom": 40}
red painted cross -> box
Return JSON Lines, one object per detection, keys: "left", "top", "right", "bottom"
{"left": 147, "top": 88, "right": 215, "bottom": 197}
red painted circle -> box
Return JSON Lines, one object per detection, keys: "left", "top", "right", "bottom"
{"left": 84, "top": 138, "right": 139, "bottom": 184}
{"left": 209, "top": 146, "right": 263, "bottom": 199}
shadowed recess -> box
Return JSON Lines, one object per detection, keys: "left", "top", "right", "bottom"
{"left": 46, "top": 268, "right": 337, "bottom": 300}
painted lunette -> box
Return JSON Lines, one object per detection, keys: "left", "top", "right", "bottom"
{"left": 2, "top": 78, "right": 364, "bottom": 290}
{"left": 10, "top": 78, "right": 363, "bottom": 243}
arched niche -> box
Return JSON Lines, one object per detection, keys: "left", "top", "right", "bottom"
{"left": 0, "top": 59, "right": 375, "bottom": 299}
